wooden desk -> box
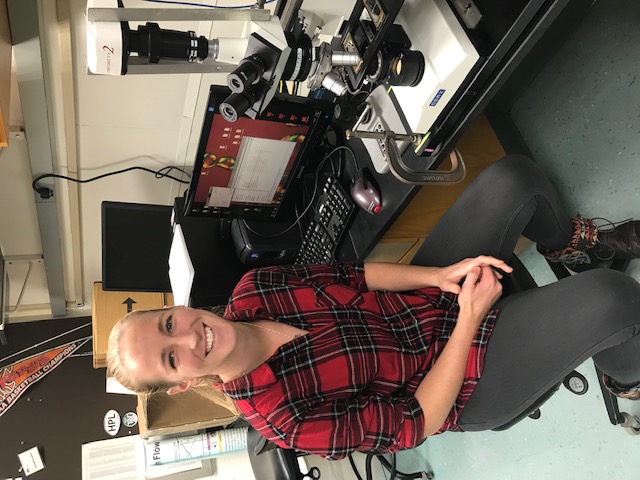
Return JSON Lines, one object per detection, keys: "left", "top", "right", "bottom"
{"left": 364, "top": 114, "right": 532, "bottom": 264}
{"left": 336, "top": 113, "right": 508, "bottom": 264}
{"left": 0, "top": 0, "right": 11, "bottom": 148}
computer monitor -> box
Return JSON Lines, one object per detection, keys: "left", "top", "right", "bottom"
{"left": 101, "top": 202, "right": 173, "bottom": 292}
{"left": 184, "top": 85, "right": 330, "bottom": 220}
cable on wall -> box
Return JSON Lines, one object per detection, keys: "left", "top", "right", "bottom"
{"left": 31, "top": 166, "right": 192, "bottom": 199}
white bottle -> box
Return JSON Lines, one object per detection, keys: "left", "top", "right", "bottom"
{"left": 146, "top": 427, "right": 249, "bottom": 466}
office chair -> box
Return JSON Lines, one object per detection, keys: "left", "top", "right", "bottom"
{"left": 247, "top": 424, "right": 434, "bottom": 480}
{"left": 247, "top": 426, "right": 321, "bottom": 480}
{"left": 494, "top": 255, "right": 640, "bottom": 435}
{"left": 247, "top": 256, "right": 640, "bottom": 480}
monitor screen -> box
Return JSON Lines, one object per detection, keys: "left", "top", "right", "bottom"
{"left": 184, "top": 85, "right": 329, "bottom": 220}
{"left": 101, "top": 202, "right": 173, "bottom": 292}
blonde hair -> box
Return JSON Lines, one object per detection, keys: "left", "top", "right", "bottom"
{"left": 106, "top": 307, "right": 240, "bottom": 415}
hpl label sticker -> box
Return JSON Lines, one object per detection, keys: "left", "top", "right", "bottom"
{"left": 430, "top": 89, "right": 446, "bottom": 106}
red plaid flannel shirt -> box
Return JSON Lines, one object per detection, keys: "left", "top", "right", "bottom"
{"left": 220, "top": 263, "right": 498, "bottom": 459}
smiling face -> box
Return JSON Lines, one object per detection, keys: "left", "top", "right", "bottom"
{"left": 118, "top": 306, "right": 238, "bottom": 391}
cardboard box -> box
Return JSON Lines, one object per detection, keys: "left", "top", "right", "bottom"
{"left": 137, "top": 391, "right": 238, "bottom": 438}
{"left": 91, "top": 282, "right": 174, "bottom": 368}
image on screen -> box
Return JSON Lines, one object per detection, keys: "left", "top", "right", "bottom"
{"left": 185, "top": 86, "right": 328, "bottom": 220}
{"left": 197, "top": 117, "right": 308, "bottom": 208}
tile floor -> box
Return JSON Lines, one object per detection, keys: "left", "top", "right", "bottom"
{"left": 396, "top": 0, "right": 640, "bottom": 478}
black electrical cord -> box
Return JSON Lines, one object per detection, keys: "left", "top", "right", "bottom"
{"left": 348, "top": 455, "right": 365, "bottom": 480}
{"left": 377, "top": 453, "right": 431, "bottom": 480}
{"left": 350, "top": 453, "right": 400, "bottom": 480}
{"left": 351, "top": 452, "right": 428, "bottom": 480}
{"left": 31, "top": 165, "right": 191, "bottom": 198}
{"left": 325, "top": 121, "right": 360, "bottom": 175}
{"left": 366, "top": 453, "right": 374, "bottom": 480}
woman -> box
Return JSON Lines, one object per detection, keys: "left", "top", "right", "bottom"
{"left": 107, "top": 155, "right": 640, "bottom": 460}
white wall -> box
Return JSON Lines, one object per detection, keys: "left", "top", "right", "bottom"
{"left": 69, "top": 0, "right": 351, "bottom": 309}
{"left": 4, "top": 0, "right": 352, "bottom": 318}
{"left": 69, "top": 0, "right": 233, "bottom": 308}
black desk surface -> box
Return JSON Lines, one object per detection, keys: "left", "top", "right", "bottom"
{"left": 177, "top": 0, "right": 570, "bottom": 267}
{"left": 174, "top": 197, "right": 251, "bottom": 307}
{"left": 335, "top": 139, "right": 426, "bottom": 262}
{"left": 335, "top": 0, "right": 571, "bottom": 261}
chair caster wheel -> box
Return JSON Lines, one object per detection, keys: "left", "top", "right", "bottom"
{"left": 528, "top": 408, "right": 541, "bottom": 420}
{"left": 620, "top": 412, "right": 640, "bottom": 436}
{"left": 563, "top": 371, "right": 588, "bottom": 395}
{"left": 302, "top": 466, "right": 321, "bottom": 480}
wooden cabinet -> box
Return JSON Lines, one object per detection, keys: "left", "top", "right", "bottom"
{"left": 367, "top": 114, "right": 515, "bottom": 264}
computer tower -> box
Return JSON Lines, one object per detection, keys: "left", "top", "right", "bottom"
{"left": 231, "top": 218, "right": 301, "bottom": 267}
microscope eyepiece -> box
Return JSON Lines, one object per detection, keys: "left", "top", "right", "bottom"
{"left": 227, "top": 55, "right": 266, "bottom": 93}
{"left": 220, "top": 90, "right": 259, "bottom": 122}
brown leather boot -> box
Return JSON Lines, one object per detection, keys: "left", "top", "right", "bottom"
{"left": 538, "top": 215, "right": 598, "bottom": 266}
{"left": 602, "top": 374, "right": 640, "bottom": 400}
{"left": 591, "top": 219, "right": 640, "bottom": 261}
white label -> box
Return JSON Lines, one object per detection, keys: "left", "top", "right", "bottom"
{"left": 103, "top": 409, "right": 121, "bottom": 436}
{"left": 18, "top": 447, "right": 45, "bottom": 476}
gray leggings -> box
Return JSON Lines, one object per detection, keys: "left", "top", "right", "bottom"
{"left": 411, "top": 154, "right": 640, "bottom": 431}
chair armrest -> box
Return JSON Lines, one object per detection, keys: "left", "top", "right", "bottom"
{"left": 247, "top": 427, "right": 302, "bottom": 480}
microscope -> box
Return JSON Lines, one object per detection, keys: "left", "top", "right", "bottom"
{"left": 86, "top": 0, "right": 467, "bottom": 185}
{"left": 87, "top": 0, "right": 424, "bottom": 118}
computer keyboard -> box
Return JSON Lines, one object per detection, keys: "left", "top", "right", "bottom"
{"left": 295, "top": 175, "right": 355, "bottom": 264}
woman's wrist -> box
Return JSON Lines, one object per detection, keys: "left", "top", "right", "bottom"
{"left": 424, "top": 266, "right": 442, "bottom": 288}
{"left": 456, "top": 307, "right": 486, "bottom": 330}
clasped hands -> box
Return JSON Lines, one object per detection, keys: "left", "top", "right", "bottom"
{"left": 436, "top": 256, "right": 513, "bottom": 320}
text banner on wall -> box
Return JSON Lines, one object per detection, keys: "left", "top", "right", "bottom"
{"left": 0, "top": 338, "right": 90, "bottom": 417}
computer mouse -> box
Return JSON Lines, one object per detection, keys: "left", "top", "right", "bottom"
{"left": 350, "top": 168, "right": 382, "bottom": 215}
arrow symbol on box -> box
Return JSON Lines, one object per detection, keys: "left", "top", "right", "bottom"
{"left": 123, "top": 298, "right": 137, "bottom": 313}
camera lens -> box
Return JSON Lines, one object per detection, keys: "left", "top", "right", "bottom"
{"left": 131, "top": 23, "right": 208, "bottom": 64}
{"left": 227, "top": 55, "right": 266, "bottom": 93}
{"left": 387, "top": 49, "right": 425, "bottom": 87}
{"left": 220, "top": 92, "right": 254, "bottom": 122}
